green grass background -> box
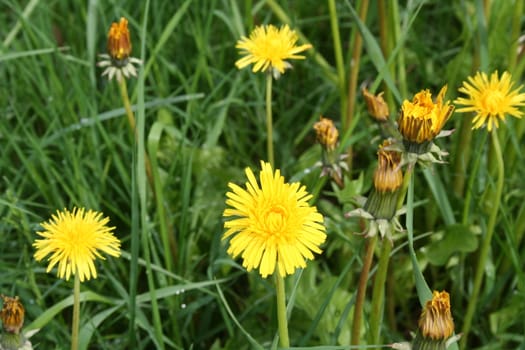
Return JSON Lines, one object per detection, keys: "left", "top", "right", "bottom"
{"left": 1, "top": 0, "right": 525, "bottom": 349}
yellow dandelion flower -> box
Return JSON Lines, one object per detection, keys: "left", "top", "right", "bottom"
{"left": 223, "top": 161, "right": 326, "bottom": 278}
{"left": 398, "top": 86, "right": 454, "bottom": 151}
{"left": 0, "top": 295, "right": 25, "bottom": 334}
{"left": 97, "top": 17, "right": 142, "bottom": 81}
{"left": 313, "top": 116, "right": 339, "bottom": 151}
{"left": 419, "top": 291, "right": 455, "bottom": 341}
{"left": 455, "top": 71, "right": 525, "bottom": 131}
{"left": 33, "top": 207, "right": 121, "bottom": 282}
{"left": 235, "top": 24, "right": 312, "bottom": 78}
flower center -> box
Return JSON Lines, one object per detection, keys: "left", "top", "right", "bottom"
{"left": 265, "top": 204, "right": 288, "bottom": 235}
{"left": 481, "top": 90, "right": 505, "bottom": 115}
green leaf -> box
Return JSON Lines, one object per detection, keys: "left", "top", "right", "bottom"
{"left": 426, "top": 224, "right": 480, "bottom": 266}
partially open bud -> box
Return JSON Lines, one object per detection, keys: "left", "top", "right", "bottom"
{"left": 1, "top": 295, "right": 24, "bottom": 334}
{"left": 398, "top": 86, "right": 454, "bottom": 154}
{"left": 364, "top": 139, "right": 403, "bottom": 221}
{"left": 107, "top": 17, "right": 132, "bottom": 64}
{"left": 0, "top": 295, "right": 33, "bottom": 350}
{"left": 363, "top": 87, "right": 389, "bottom": 121}
{"left": 413, "top": 291, "right": 455, "bottom": 350}
{"left": 313, "top": 116, "right": 339, "bottom": 151}
{"left": 97, "top": 17, "right": 142, "bottom": 81}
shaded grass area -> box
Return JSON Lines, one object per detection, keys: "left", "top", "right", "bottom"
{"left": 1, "top": 0, "right": 525, "bottom": 349}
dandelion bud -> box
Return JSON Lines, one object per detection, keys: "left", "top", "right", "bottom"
{"left": 364, "top": 139, "right": 402, "bottom": 221}
{"left": 413, "top": 291, "right": 455, "bottom": 350}
{"left": 313, "top": 116, "right": 339, "bottom": 151}
{"left": 0, "top": 295, "right": 24, "bottom": 334}
{"left": 398, "top": 86, "right": 454, "bottom": 154}
{"left": 373, "top": 139, "right": 403, "bottom": 193}
{"left": 107, "top": 17, "right": 132, "bottom": 63}
{"left": 363, "top": 88, "right": 389, "bottom": 121}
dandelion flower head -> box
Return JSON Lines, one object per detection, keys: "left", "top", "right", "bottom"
{"left": 363, "top": 87, "right": 390, "bottom": 121}
{"left": 33, "top": 207, "right": 121, "bottom": 282}
{"left": 97, "top": 17, "right": 142, "bottom": 81}
{"left": 398, "top": 85, "right": 454, "bottom": 145}
{"left": 0, "top": 295, "right": 25, "bottom": 334}
{"left": 373, "top": 139, "right": 402, "bottom": 193}
{"left": 455, "top": 71, "right": 525, "bottom": 131}
{"left": 235, "top": 24, "right": 312, "bottom": 78}
{"left": 223, "top": 161, "right": 326, "bottom": 278}
{"left": 313, "top": 116, "right": 339, "bottom": 151}
{"left": 419, "top": 291, "right": 455, "bottom": 340}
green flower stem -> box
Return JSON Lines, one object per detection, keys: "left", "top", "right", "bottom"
{"left": 366, "top": 165, "right": 413, "bottom": 348}
{"left": 460, "top": 131, "right": 504, "bottom": 350}
{"left": 118, "top": 78, "right": 154, "bottom": 190}
{"left": 71, "top": 273, "right": 80, "bottom": 350}
{"left": 266, "top": 72, "right": 275, "bottom": 167}
{"left": 368, "top": 240, "right": 392, "bottom": 345}
{"left": 328, "top": 0, "right": 347, "bottom": 122}
{"left": 351, "top": 235, "right": 377, "bottom": 347}
{"left": 368, "top": 240, "right": 392, "bottom": 347}
{"left": 275, "top": 273, "right": 290, "bottom": 348}
{"left": 118, "top": 78, "right": 137, "bottom": 133}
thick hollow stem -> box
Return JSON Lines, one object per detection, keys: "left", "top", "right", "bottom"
{"left": 71, "top": 274, "right": 80, "bottom": 350}
{"left": 275, "top": 273, "right": 290, "bottom": 348}
{"left": 266, "top": 73, "right": 275, "bottom": 167}
{"left": 351, "top": 235, "right": 377, "bottom": 346}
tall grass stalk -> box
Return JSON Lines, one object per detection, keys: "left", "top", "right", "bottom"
{"left": 460, "top": 130, "right": 504, "bottom": 350}
{"left": 327, "top": 0, "right": 347, "bottom": 123}
{"left": 345, "top": 0, "right": 369, "bottom": 132}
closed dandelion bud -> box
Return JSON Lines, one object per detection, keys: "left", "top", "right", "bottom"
{"left": 373, "top": 140, "right": 402, "bottom": 193}
{"left": 0, "top": 296, "right": 24, "bottom": 334}
{"left": 364, "top": 139, "right": 402, "bottom": 220}
{"left": 363, "top": 88, "right": 389, "bottom": 121}
{"left": 97, "top": 17, "right": 142, "bottom": 81}
{"left": 313, "top": 117, "right": 339, "bottom": 151}
{"left": 107, "top": 17, "right": 132, "bottom": 63}
{"left": 413, "top": 291, "right": 455, "bottom": 350}
{"left": 398, "top": 86, "right": 454, "bottom": 154}
{"left": 0, "top": 295, "right": 33, "bottom": 350}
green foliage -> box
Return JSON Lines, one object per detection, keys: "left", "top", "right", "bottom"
{"left": 2, "top": 0, "right": 525, "bottom": 349}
